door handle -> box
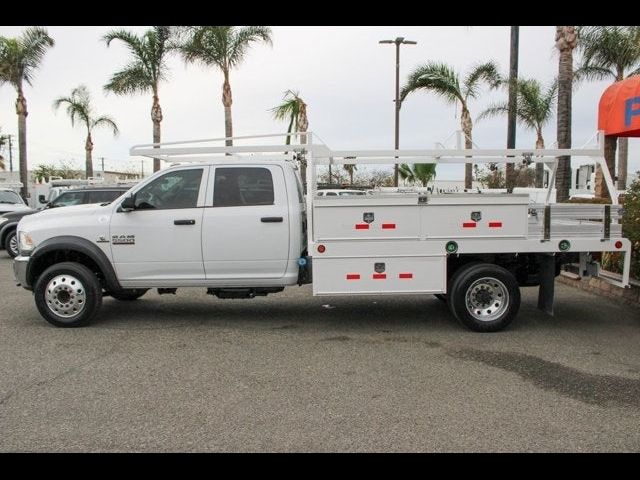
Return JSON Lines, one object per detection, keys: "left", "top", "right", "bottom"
{"left": 174, "top": 219, "right": 196, "bottom": 225}
{"left": 261, "top": 217, "right": 283, "bottom": 223}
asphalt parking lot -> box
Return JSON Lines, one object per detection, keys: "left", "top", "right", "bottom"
{"left": 1, "top": 253, "right": 639, "bottom": 452}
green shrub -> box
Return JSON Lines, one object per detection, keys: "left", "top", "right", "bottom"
{"left": 602, "top": 174, "right": 640, "bottom": 280}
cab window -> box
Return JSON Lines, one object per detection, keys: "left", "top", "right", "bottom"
{"left": 213, "top": 168, "right": 274, "bottom": 207}
{"left": 134, "top": 169, "right": 203, "bottom": 210}
{"left": 51, "top": 191, "right": 87, "bottom": 207}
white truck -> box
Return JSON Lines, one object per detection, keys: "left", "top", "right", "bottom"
{"left": 13, "top": 132, "right": 631, "bottom": 332}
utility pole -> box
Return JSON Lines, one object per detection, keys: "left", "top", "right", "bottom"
{"left": 506, "top": 26, "right": 519, "bottom": 193}
{"left": 379, "top": 37, "right": 417, "bottom": 187}
{"left": 101, "top": 157, "right": 105, "bottom": 175}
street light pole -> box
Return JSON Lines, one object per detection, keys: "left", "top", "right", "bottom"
{"left": 380, "top": 37, "right": 417, "bottom": 187}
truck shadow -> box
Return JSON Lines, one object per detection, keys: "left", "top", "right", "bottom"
{"left": 89, "top": 288, "right": 638, "bottom": 332}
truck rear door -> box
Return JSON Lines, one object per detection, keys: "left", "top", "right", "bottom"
{"left": 201, "top": 165, "right": 290, "bottom": 280}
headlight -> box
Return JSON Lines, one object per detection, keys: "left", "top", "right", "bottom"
{"left": 18, "top": 231, "right": 35, "bottom": 255}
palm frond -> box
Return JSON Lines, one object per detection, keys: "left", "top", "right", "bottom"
{"left": 476, "top": 103, "right": 509, "bottom": 123}
{"left": 401, "top": 62, "right": 461, "bottom": 105}
{"left": 92, "top": 115, "right": 119, "bottom": 136}
{"left": 577, "top": 26, "right": 640, "bottom": 80}
{"left": 0, "top": 26, "right": 54, "bottom": 88}
{"left": 463, "top": 61, "right": 502, "bottom": 100}
{"left": 104, "top": 63, "right": 152, "bottom": 95}
{"left": 103, "top": 27, "right": 171, "bottom": 96}
{"left": 52, "top": 85, "right": 92, "bottom": 128}
{"left": 228, "top": 26, "right": 273, "bottom": 68}
{"left": 574, "top": 64, "right": 615, "bottom": 83}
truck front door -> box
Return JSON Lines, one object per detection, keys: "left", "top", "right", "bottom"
{"left": 110, "top": 166, "right": 208, "bottom": 284}
{"left": 201, "top": 165, "right": 290, "bottom": 280}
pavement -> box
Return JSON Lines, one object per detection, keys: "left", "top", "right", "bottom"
{"left": 0, "top": 252, "right": 639, "bottom": 452}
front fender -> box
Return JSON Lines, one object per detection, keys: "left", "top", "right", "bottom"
{"left": 26, "top": 235, "right": 121, "bottom": 292}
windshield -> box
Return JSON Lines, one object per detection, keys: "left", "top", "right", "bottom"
{"left": 0, "top": 191, "right": 24, "bottom": 204}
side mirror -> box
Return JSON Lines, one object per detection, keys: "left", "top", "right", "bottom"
{"left": 120, "top": 194, "right": 135, "bottom": 212}
{"left": 38, "top": 195, "right": 46, "bottom": 204}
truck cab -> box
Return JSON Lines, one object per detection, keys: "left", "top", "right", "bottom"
{"left": 13, "top": 160, "right": 306, "bottom": 327}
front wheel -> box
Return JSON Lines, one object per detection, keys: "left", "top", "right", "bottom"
{"left": 447, "top": 263, "right": 520, "bottom": 332}
{"left": 34, "top": 262, "right": 103, "bottom": 328}
{"left": 5, "top": 230, "right": 19, "bottom": 258}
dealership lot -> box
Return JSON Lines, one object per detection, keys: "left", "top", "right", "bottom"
{"left": 0, "top": 253, "right": 639, "bottom": 452}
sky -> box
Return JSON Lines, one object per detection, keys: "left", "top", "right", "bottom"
{"left": 1, "top": 25, "right": 638, "bottom": 180}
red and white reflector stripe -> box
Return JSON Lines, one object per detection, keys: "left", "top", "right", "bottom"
{"left": 462, "top": 222, "right": 476, "bottom": 228}
{"left": 346, "top": 273, "right": 360, "bottom": 280}
{"left": 355, "top": 223, "right": 369, "bottom": 230}
{"left": 398, "top": 273, "right": 413, "bottom": 279}
{"left": 372, "top": 273, "right": 387, "bottom": 280}
{"left": 381, "top": 223, "right": 396, "bottom": 229}
{"left": 488, "top": 221, "right": 503, "bottom": 228}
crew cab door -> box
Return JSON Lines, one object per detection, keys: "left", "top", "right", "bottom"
{"left": 110, "top": 166, "right": 208, "bottom": 283}
{"left": 201, "top": 165, "right": 290, "bottom": 280}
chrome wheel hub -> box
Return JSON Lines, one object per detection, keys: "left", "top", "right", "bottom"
{"left": 45, "top": 275, "right": 86, "bottom": 318}
{"left": 9, "top": 234, "right": 18, "bottom": 256}
{"left": 465, "top": 277, "right": 509, "bottom": 322}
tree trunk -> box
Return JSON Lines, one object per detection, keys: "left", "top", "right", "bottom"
{"left": 535, "top": 132, "right": 545, "bottom": 188}
{"left": 595, "top": 135, "right": 617, "bottom": 200}
{"left": 617, "top": 137, "right": 628, "bottom": 191}
{"left": 554, "top": 26, "right": 576, "bottom": 203}
{"left": 151, "top": 93, "right": 163, "bottom": 173}
{"left": 16, "top": 86, "right": 28, "bottom": 200}
{"left": 298, "top": 101, "right": 309, "bottom": 192}
{"left": 85, "top": 132, "right": 94, "bottom": 179}
{"left": 461, "top": 106, "right": 473, "bottom": 189}
{"left": 222, "top": 70, "right": 233, "bottom": 148}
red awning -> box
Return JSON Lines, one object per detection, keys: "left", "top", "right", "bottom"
{"left": 598, "top": 76, "right": 640, "bottom": 137}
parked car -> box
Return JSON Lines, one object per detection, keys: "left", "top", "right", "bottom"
{"left": 0, "top": 185, "right": 131, "bottom": 258}
{"left": 0, "top": 188, "right": 31, "bottom": 215}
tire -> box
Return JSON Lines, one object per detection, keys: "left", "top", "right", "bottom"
{"left": 447, "top": 263, "right": 520, "bottom": 332}
{"left": 4, "top": 230, "right": 18, "bottom": 258}
{"left": 109, "top": 289, "right": 148, "bottom": 301}
{"left": 34, "top": 262, "right": 103, "bottom": 328}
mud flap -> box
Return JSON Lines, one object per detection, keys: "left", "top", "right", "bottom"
{"left": 537, "top": 254, "right": 555, "bottom": 315}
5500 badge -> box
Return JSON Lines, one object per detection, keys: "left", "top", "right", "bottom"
{"left": 112, "top": 234, "right": 135, "bottom": 245}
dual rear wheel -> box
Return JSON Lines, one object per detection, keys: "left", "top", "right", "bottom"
{"left": 444, "top": 263, "right": 521, "bottom": 332}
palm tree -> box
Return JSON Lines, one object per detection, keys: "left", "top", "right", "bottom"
{"left": 401, "top": 61, "right": 501, "bottom": 189}
{"left": 343, "top": 162, "right": 357, "bottom": 185}
{"left": 53, "top": 85, "right": 119, "bottom": 178}
{"left": 0, "top": 128, "right": 8, "bottom": 171}
{"left": 0, "top": 27, "right": 54, "bottom": 198}
{"left": 180, "top": 26, "right": 272, "bottom": 146}
{"left": 478, "top": 78, "right": 558, "bottom": 187}
{"left": 398, "top": 163, "right": 436, "bottom": 187}
{"left": 555, "top": 26, "right": 577, "bottom": 203}
{"left": 271, "top": 90, "right": 309, "bottom": 187}
{"left": 103, "top": 26, "right": 174, "bottom": 173}
{"left": 575, "top": 26, "right": 640, "bottom": 192}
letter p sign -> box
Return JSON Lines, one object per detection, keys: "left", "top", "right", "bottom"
{"left": 624, "top": 97, "right": 640, "bottom": 127}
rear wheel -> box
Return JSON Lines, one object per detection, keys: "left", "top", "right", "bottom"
{"left": 108, "top": 289, "right": 148, "bottom": 301}
{"left": 447, "top": 263, "right": 520, "bottom": 332}
{"left": 34, "top": 262, "right": 102, "bottom": 328}
{"left": 4, "top": 230, "right": 18, "bottom": 258}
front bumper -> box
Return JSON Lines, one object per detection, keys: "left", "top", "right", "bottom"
{"left": 13, "top": 255, "right": 31, "bottom": 290}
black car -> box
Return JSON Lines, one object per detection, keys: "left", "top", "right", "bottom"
{"left": 0, "top": 185, "right": 132, "bottom": 258}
